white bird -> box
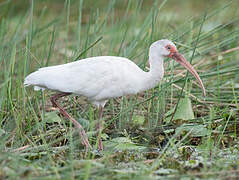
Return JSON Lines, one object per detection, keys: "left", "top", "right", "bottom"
{"left": 24, "top": 39, "right": 206, "bottom": 150}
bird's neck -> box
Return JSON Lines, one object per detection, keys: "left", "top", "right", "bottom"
{"left": 137, "top": 54, "right": 164, "bottom": 92}
{"left": 148, "top": 53, "right": 164, "bottom": 80}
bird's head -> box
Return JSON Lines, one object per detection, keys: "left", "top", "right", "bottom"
{"left": 150, "top": 39, "right": 206, "bottom": 96}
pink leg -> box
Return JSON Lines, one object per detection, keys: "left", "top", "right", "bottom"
{"left": 96, "top": 105, "right": 104, "bottom": 150}
{"left": 50, "top": 93, "right": 92, "bottom": 150}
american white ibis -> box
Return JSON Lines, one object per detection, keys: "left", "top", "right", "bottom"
{"left": 24, "top": 39, "right": 206, "bottom": 150}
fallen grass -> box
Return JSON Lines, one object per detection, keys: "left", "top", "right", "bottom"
{"left": 0, "top": 0, "right": 239, "bottom": 179}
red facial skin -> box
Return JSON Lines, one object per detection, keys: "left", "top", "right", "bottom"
{"left": 165, "top": 44, "right": 206, "bottom": 96}
{"left": 165, "top": 44, "right": 177, "bottom": 58}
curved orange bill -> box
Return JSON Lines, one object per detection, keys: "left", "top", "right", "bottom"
{"left": 171, "top": 52, "right": 206, "bottom": 96}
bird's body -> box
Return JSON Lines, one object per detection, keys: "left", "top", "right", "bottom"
{"left": 24, "top": 56, "right": 163, "bottom": 107}
{"left": 24, "top": 39, "right": 206, "bottom": 150}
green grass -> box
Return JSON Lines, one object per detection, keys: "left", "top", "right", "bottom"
{"left": 1, "top": 0, "right": 239, "bottom": 179}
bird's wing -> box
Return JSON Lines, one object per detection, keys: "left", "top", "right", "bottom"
{"left": 24, "top": 56, "right": 140, "bottom": 99}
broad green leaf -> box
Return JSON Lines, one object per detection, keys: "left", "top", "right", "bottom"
{"left": 104, "top": 137, "right": 146, "bottom": 151}
{"left": 166, "top": 97, "right": 194, "bottom": 122}
{"left": 44, "top": 111, "right": 62, "bottom": 123}
{"left": 176, "top": 124, "right": 210, "bottom": 137}
{"left": 132, "top": 115, "right": 145, "bottom": 126}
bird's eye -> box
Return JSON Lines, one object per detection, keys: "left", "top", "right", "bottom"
{"left": 167, "top": 46, "right": 171, "bottom": 50}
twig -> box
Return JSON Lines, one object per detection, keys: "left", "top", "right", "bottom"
{"left": 172, "top": 83, "right": 206, "bottom": 104}
{"left": 11, "top": 145, "right": 30, "bottom": 152}
{"left": 211, "top": 46, "right": 239, "bottom": 58}
{"left": 172, "top": 83, "right": 237, "bottom": 107}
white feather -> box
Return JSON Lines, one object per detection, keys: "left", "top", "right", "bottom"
{"left": 24, "top": 40, "right": 177, "bottom": 106}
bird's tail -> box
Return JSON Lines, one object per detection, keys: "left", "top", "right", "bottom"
{"left": 24, "top": 73, "right": 36, "bottom": 87}
{"left": 24, "top": 71, "right": 45, "bottom": 91}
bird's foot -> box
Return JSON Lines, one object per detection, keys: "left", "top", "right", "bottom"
{"left": 50, "top": 93, "right": 92, "bottom": 151}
